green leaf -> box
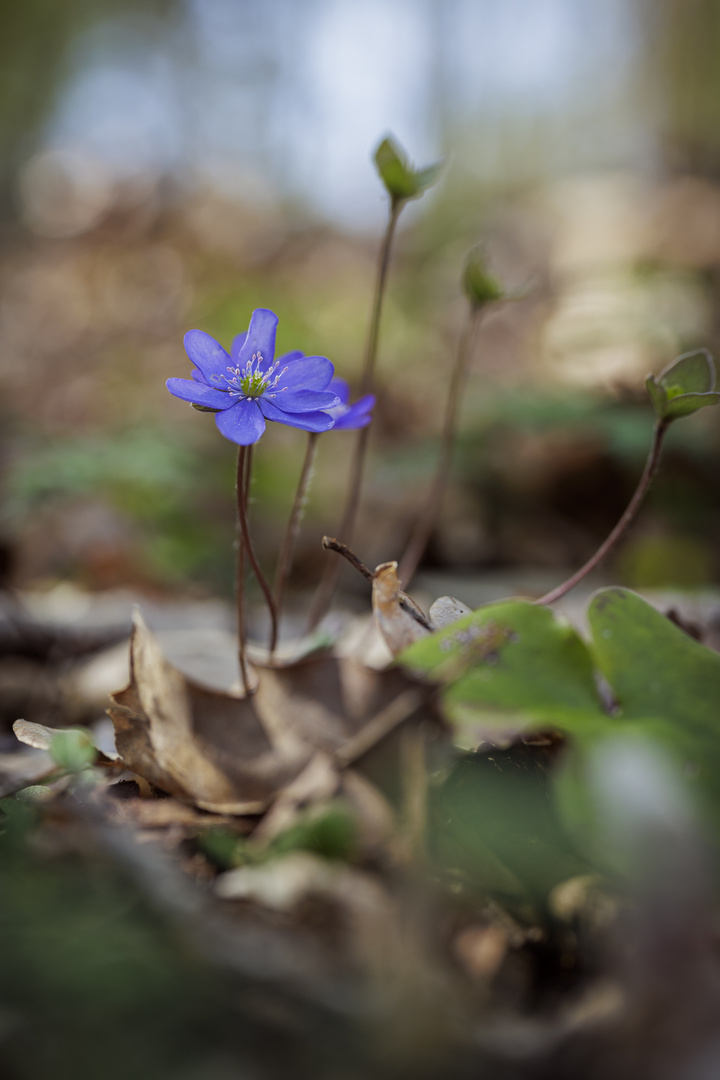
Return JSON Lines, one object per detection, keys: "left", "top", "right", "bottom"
{"left": 191, "top": 403, "right": 221, "bottom": 414}
{"left": 430, "top": 747, "right": 592, "bottom": 911}
{"left": 49, "top": 729, "right": 96, "bottom": 773}
{"left": 462, "top": 246, "right": 505, "bottom": 309}
{"left": 660, "top": 348, "right": 714, "bottom": 396}
{"left": 646, "top": 349, "right": 719, "bottom": 421}
{"left": 270, "top": 801, "right": 358, "bottom": 862}
{"left": 400, "top": 600, "right": 605, "bottom": 738}
{"left": 584, "top": 587, "right": 720, "bottom": 836}
{"left": 15, "top": 786, "right": 53, "bottom": 802}
{"left": 554, "top": 730, "right": 696, "bottom": 879}
{"left": 588, "top": 587, "right": 720, "bottom": 733}
{"left": 661, "top": 390, "right": 719, "bottom": 420}
{"left": 373, "top": 135, "right": 442, "bottom": 203}
{"left": 645, "top": 374, "right": 667, "bottom": 417}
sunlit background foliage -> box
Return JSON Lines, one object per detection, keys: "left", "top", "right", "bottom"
{"left": 1, "top": 0, "right": 720, "bottom": 602}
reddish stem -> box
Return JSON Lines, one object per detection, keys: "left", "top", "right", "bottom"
{"left": 537, "top": 418, "right": 669, "bottom": 606}
{"left": 307, "top": 199, "right": 404, "bottom": 630}
{"left": 236, "top": 445, "right": 279, "bottom": 657}
{"left": 272, "top": 431, "right": 319, "bottom": 647}
{"left": 398, "top": 305, "right": 485, "bottom": 587}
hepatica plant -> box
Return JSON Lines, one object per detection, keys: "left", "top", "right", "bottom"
{"left": 164, "top": 135, "right": 719, "bottom": 714}
{"left": 167, "top": 308, "right": 340, "bottom": 443}
{"left": 167, "top": 307, "right": 373, "bottom": 682}
{"left": 327, "top": 378, "right": 375, "bottom": 430}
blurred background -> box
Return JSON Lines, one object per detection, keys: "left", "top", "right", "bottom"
{"left": 1, "top": 0, "right": 720, "bottom": 616}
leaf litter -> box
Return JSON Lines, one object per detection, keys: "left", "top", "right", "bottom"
{"left": 5, "top": 578, "right": 720, "bottom": 1076}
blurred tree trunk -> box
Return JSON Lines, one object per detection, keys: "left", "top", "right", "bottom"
{"left": 646, "top": 0, "right": 720, "bottom": 176}
{"left": 0, "top": 0, "right": 177, "bottom": 222}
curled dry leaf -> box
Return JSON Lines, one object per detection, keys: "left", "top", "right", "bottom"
{"left": 453, "top": 923, "right": 509, "bottom": 983}
{"left": 372, "top": 562, "right": 432, "bottom": 655}
{"left": 13, "top": 718, "right": 117, "bottom": 766}
{"left": 12, "top": 718, "right": 56, "bottom": 751}
{"left": 214, "top": 851, "right": 409, "bottom": 988}
{"left": 0, "top": 749, "right": 55, "bottom": 798}
{"left": 215, "top": 850, "right": 339, "bottom": 909}
{"left": 108, "top": 611, "right": 312, "bottom": 814}
{"left": 107, "top": 610, "right": 445, "bottom": 817}
{"left": 106, "top": 793, "right": 239, "bottom": 831}
{"left": 256, "top": 652, "right": 428, "bottom": 757}
{"left": 253, "top": 753, "right": 340, "bottom": 844}
{"left": 341, "top": 769, "right": 397, "bottom": 854}
{"left": 429, "top": 596, "right": 472, "bottom": 630}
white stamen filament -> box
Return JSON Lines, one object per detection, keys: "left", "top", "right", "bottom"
{"left": 215, "top": 351, "right": 290, "bottom": 399}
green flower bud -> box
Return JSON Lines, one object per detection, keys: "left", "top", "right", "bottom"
{"left": 646, "top": 348, "right": 720, "bottom": 422}
{"left": 374, "top": 135, "right": 442, "bottom": 204}
{"left": 462, "top": 247, "right": 505, "bottom": 309}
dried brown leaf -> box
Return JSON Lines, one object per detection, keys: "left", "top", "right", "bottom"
{"left": 341, "top": 769, "right": 397, "bottom": 854}
{"left": 256, "top": 652, "right": 428, "bottom": 755}
{"left": 253, "top": 753, "right": 340, "bottom": 844}
{"left": 215, "top": 850, "right": 339, "bottom": 909}
{"left": 429, "top": 596, "right": 472, "bottom": 629}
{"left": 107, "top": 610, "right": 445, "bottom": 819}
{"left": 12, "top": 718, "right": 56, "bottom": 750}
{"left": 372, "top": 562, "right": 432, "bottom": 655}
{"left": 108, "top": 611, "right": 313, "bottom": 814}
{"left": 13, "top": 718, "right": 118, "bottom": 767}
{"left": 106, "top": 794, "right": 240, "bottom": 830}
{"left": 453, "top": 924, "right": 509, "bottom": 982}
{"left": 0, "top": 750, "right": 55, "bottom": 797}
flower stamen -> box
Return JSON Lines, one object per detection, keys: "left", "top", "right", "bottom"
{"left": 216, "top": 353, "right": 290, "bottom": 400}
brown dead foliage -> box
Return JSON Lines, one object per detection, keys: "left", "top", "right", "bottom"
{"left": 106, "top": 610, "right": 443, "bottom": 817}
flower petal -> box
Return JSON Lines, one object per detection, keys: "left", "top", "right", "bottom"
{"left": 332, "top": 394, "right": 375, "bottom": 430}
{"left": 259, "top": 398, "right": 335, "bottom": 432}
{"left": 215, "top": 399, "right": 266, "bottom": 444}
{"left": 184, "top": 330, "right": 232, "bottom": 386}
{"left": 276, "top": 355, "right": 334, "bottom": 391}
{"left": 277, "top": 350, "right": 304, "bottom": 365}
{"left": 267, "top": 389, "right": 340, "bottom": 413}
{"left": 235, "top": 309, "right": 278, "bottom": 372}
{"left": 167, "top": 377, "right": 233, "bottom": 410}
{"left": 230, "top": 332, "right": 247, "bottom": 365}
{"left": 191, "top": 368, "right": 206, "bottom": 383}
{"left": 329, "top": 377, "right": 351, "bottom": 405}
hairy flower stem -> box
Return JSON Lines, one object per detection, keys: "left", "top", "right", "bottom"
{"left": 398, "top": 305, "right": 486, "bottom": 588}
{"left": 235, "top": 448, "right": 251, "bottom": 691}
{"left": 307, "top": 199, "right": 404, "bottom": 629}
{"left": 537, "top": 418, "right": 669, "bottom": 606}
{"left": 236, "top": 445, "right": 280, "bottom": 661}
{"left": 272, "top": 432, "right": 320, "bottom": 649}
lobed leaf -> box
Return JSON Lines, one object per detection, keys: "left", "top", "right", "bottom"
{"left": 588, "top": 587, "right": 720, "bottom": 734}
{"left": 401, "top": 600, "right": 606, "bottom": 740}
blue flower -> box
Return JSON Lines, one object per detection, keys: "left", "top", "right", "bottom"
{"left": 326, "top": 378, "right": 375, "bottom": 430}
{"left": 167, "top": 309, "right": 340, "bottom": 445}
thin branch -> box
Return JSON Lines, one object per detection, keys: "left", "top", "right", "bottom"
{"left": 307, "top": 199, "right": 404, "bottom": 630}
{"left": 321, "top": 536, "right": 373, "bottom": 581}
{"left": 236, "top": 445, "right": 279, "bottom": 656}
{"left": 537, "top": 418, "right": 669, "bottom": 606}
{"left": 322, "top": 536, "right": 433, "bottom": 631}
{"left": 398, "top": 304, "right": 486, "bottom": 587}
{"left": 272, "top": 432, "right": 320, "bottom": 647}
